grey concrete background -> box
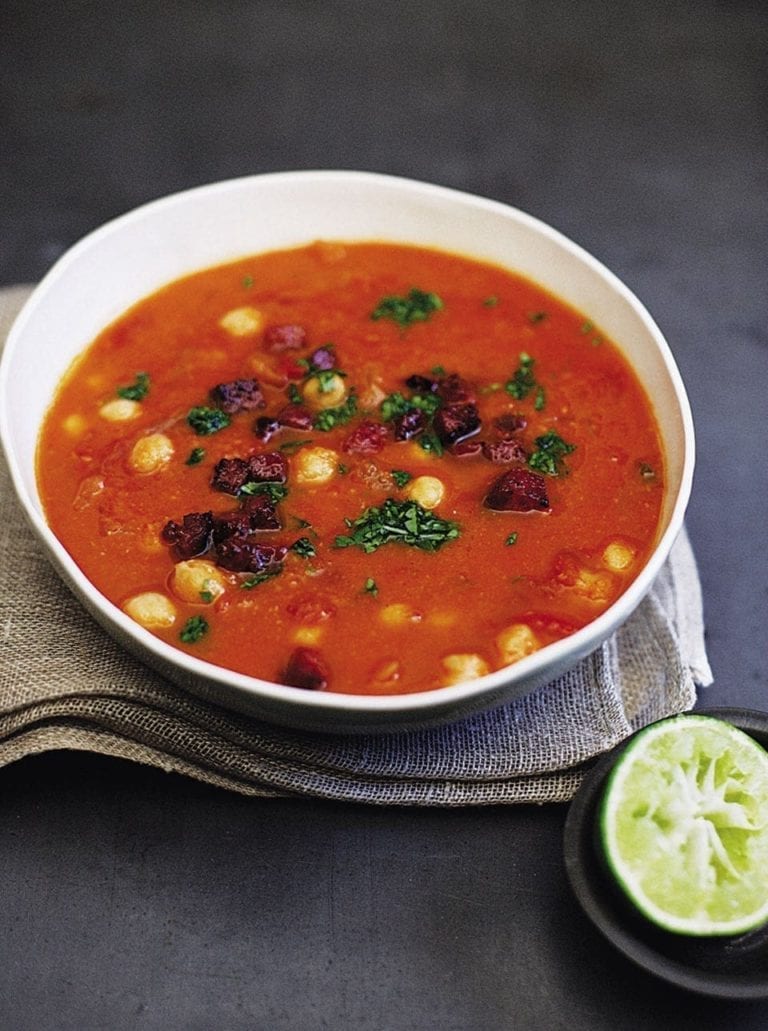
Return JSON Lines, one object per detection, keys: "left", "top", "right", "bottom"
{"left": 1, "top": 1, "right": 767, "bottom": 1028}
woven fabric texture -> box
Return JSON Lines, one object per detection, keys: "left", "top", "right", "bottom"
{"left": 0, "top": 286, "right": 712, "bottom": 805}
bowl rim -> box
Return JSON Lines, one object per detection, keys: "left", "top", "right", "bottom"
{"left": 0, "top": 169, "right": 695, "bottom": 724}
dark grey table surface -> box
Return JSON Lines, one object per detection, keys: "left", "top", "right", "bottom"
{"left": 2, "top": 2, "right": 767, "bottom": 1028}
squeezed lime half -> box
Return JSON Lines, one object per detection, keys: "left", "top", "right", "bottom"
{"left": 599, "top": 714, "right": 768, "bottom": 937}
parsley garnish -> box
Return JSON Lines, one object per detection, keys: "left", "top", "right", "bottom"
{"left": 239, "top": 482, "right": 288, "bottom": 503}
{"left": 187, "top": 406, "right": 231, "bottom": 436}
{"left": 334, "top": 498, "right": 460, "bottom": 554}
{"left": 505, "top": 532, "right": 519, "bottom": 546}
{"left": 242, "top": 275, "right": 254, "bottom": 288}
{"left": 241, "top": 569, "right": 282, "bottom": 589}
{"left": 418, "top": 429, "right": 444, "bottom": 456}
{"left": 199, "top": 579, "right": 216, "bottom": 603}
{"left": 371, "top": 288, "right": 443, "bottom": 328}
{"left": 483, "top": 296, "right": 499, "bottom": 308}
{"left": 180, "top": 615, "right": 208, "bottom": 643}
{"left": 505, "top": 352, "right": 546, "bottom": 410}
{"left": 314, "top": 393, "right": 358, "bottom": 431}
{"left": 291, "top": 537, "right": 316, "bottom": 559}
{"left": 185, "top": 447, "right": 206, "bottom": 466}
{"left": 117, "top": 371, "right": 150, "bottom": 401}
{"left": 390, "top": 469, "right": 413, "bottom": 488}
{"left": 528, "top": 311, "right": 548, "bottom": 324}
{"left": 364, "top": 577, "right": 379, "bottom": 596}
{"left": 528, "top": 431, "right": 575, "bottom": 476}
{"left": 380, "top": 390, "right": 441, "bottom": 422}
{"left": 279, "top": 438, "right": 313, "bottom": 454}
{"left": 287, "top": 383, "right": 302, "bottom": 404}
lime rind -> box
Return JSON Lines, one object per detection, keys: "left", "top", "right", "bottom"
{"left": 599, "top": 714, "right": 768, "bottom": 937}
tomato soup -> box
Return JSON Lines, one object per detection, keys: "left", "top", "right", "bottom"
{"left": 37, "top": 242, "right": 664, "bottom": 695}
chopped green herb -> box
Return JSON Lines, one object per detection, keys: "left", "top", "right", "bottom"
{"left": 314, "top": 394, "right": 358, "bottom": 431}
{"left": 418, "top": 429, "right": 444, "bottom": 456}
{"left": 291, "top": 537, "right": 316, "bottom": 559}
{"left": 291, "top": 515, "right": 313, "bottom": 529}
{"left": 431, "top": 364, "right": 446, "bottom": 377}
{"left": 180, "top": 615, "right": 209, "bottom": 643}
{"left": 483, "top": 296, "right": 499, "bottom": 308}
{"left": 364, "top": 577, "right": 379, "bottom": 597}
{"left": 390, "top": 469, "right": 413, "bottom": 488}
{"left": 279, "top": 438, "right": 314, "bottom": 454}
{"left": 316, "top": 368, "right": 343, "bottom": 393}
{"left": 580, "top": 320, "right": 594, "bottom": 335}
{"left": 505, "top": 352, "right": 541, "bottom": 403}
{"left": 380, "top": 390, "right": 440, "bottom": 422}
{"left": 337, "top": 463, "right": 348, "bottom": 475}
{"left": 334, "top": 498, "right": 460, "bottom": 554}
{"left": 534, "top": 385, "right": 546, "bottom": 411}
{"left": 185, "top": 447, "right": 206, "bottom": 466}
{"left": 287, "top": 382, "right": 302, "bottom": 404}
{"left": 187, "top": 405, "right": 231, "bottom": 436}
{"left": 505, "top": 532, "right": 519, "bottom": 546}
{"left": 199, "top": 581, "right": 215, "bottom": 604}
{"left": 241, "top": 569, "right": 282, "bottom": 589}
{"left": 528, "top": 311, "right": 548, "bottom": 324}
{"left": 242, "top": 275, "right": 254, "bottom": 288}
{"left": 528, "top": 430, "right": 576, "bottom": 476}
{"left": 371, "top": 288, "right": 443, "bottom": 328}
{"left": 239, "top": 482, "right": 289, "bottom": 503}
{"left": 117, "top": 371, "right": 150, "bottom": 401}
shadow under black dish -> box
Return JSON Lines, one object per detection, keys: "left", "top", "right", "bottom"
{"left": 563, "top": 707, "right": 768, "bottom": 999}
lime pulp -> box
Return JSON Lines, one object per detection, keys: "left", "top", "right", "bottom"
{"left": 599, "top": 714, "right": 768, "bottom": 937}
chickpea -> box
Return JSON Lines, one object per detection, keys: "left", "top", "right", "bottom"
{"left": 379, "top": 603, "right": 420, "bottom": 627}
{"left": 62, "top": 413, "right": 87, "bottom": 437}
{"left": 123, "top": 591, "right": 177, "bottom": 628}
{"left": 496, "top": 623, "right": 539, "bottom": 665}
{"left": 302, "top": 373, "right": 347, "bottom": 410}
{"left": 129, "top": 433, "right": 175, "bottom": 474}
{"left": 170, "top": 560, "right": 226, "bottom": 604}
{"left": 99, "top": 398, "right": 140, "bottom": 422}
{"left": 218, "top": 306, "right": 264, "bottom": 336}
{"left": 572, "top": 567, "right": 613, "bottom": 603}
{"left": 602, "top": 541, "right": 635, "bottom": 572}
{"left": 404, "top": 475, "right": 445, "bottom": 510}
{"left": 441, "top": 653, "right": 489, "bottom": 686}
{"left": 294, "top": 446, "right": 338, "bottom": 485}
{"left": 293, "top": 626, "right": 324, "bottom": 646}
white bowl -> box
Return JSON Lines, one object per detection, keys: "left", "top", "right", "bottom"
{"left": 0, "top": 171, "right": 694, "bottom": 733}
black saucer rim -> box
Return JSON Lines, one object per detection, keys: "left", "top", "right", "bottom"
{"left": 563, "top": 707, "right": 768, "bottom": 999}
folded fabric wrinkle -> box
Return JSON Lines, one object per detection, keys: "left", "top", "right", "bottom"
{"left": 0, "top": 286, "right": 712, "bottom": 806}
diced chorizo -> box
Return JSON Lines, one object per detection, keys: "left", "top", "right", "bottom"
{"left": 482, "top": 438, "right": 528, "bottom": 464}
{"left": 484, "top": 468, "right": 550, "bottom": 512}
{"left": 247, "top": 451, "right": 288, "bottom": 483}
{"left": 342, "top": 420, "right": 389, "bottom": 454}
{"left": 437, "top": 373, "right": 475, "bottom": 405}
{"left": 282, "top": 647, "right": 330, "bottom": 690}
{"left": 216, "top": 538, "right": 287, "bottom": 574}
{"left": 161, "top": 510, "right": 214, "bottom": 559}
{"left": 393, "top": 409, "right": 427, "bottom": 440}
{"left": 211, "top": 457, "right": 251, "bottom": 495}
{"left": 309, "top": 346, "right": 336, "bottom": 371}
{"left": 450, "top": 438, "right": 483, "bottom": 458}
{"left": 405, "top": 374, "right": 438, "bottom": 393}
{"left": 494, "top": 413, "right": 528, "bottom": 436}
{"left": 433, "top": 402, "right": 480, "bottom": 446}
{"left": 209, "top": 378, "right": 265, "bottom": 414}
{"left": 277, "top": 404, "right": 313, "bottom": 430}
{"left": 264, "top": 324, "right": 307, "bottom": 352}
{"left": 253, "top": 416, "right": 280, "bottom": 442}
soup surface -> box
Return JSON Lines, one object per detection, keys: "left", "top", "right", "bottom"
{"left": 37, "top": 241, "right": 664, "bottom": 695}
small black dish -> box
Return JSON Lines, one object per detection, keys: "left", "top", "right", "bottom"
{"left": 564, "top": 707, "right": 768, "bottom": 999}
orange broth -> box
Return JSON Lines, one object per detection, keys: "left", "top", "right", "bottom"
{"left": 37, "top": 241, "right": 665, "bottom": 695}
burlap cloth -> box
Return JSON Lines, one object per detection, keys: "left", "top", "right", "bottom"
{"left": 0, "top": 285, "right": 712, "bottom": 805}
